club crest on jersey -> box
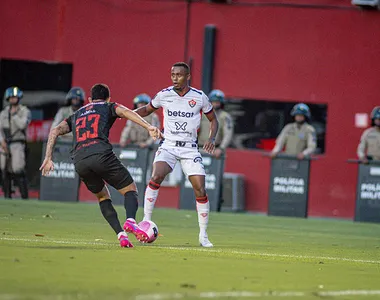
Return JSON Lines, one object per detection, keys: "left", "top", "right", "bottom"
{"left": 188, "top": 99, "right": 196, "bottom": 108}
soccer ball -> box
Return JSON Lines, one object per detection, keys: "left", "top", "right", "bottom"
{"left": 138, "top": 220, "right": 159, "bottom": 243}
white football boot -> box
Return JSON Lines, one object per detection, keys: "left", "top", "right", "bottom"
{"left": 199, "top": 232, "right": 213, "bottom": 248}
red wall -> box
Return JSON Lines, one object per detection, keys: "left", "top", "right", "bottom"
{"left": 1, "top": 0, "right": 380, "bottom": 218}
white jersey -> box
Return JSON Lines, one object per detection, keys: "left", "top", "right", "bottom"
{"left": 151, "top": 86, "right": 213, "bottom": 143}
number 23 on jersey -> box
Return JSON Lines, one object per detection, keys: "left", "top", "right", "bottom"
{"left": 75, "top": 114, "right": 100, "bottom": 142}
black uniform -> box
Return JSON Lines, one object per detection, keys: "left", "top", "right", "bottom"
{"left": 65, "top": 101, "right": 133, "bottom": 193}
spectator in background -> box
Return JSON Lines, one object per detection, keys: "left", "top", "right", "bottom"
{"left": 120, "top": 94, "right": 160, "bottom": 148}
{"left": 52, "top": 87, "right": 85, "bottom": 142}
{"left": 271, "top": 103, "right": 316, "bottom": 159}
{"left": 198, "top": 89, "right": 234, "bottom": 158}
{"left": 0, "top": 87, "right": 31, "bottom": 199}
{"left": 357, "top": 106, "right": 380, "bottom": 164}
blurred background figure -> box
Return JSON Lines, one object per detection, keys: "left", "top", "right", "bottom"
{"left": 271, "top": 103, "right": 316, "bottom": 160}
{"left": 357, "top": 106, "right": 380, "bottom": 164}
{"left": 0, "top": 87, "right": 31, "bottom": 199}
{"left": 198, "top": 89, "right": 234, "bottom": 158}
{"left": 120, "top": 93, "right": 160, "bottom": 148}
{"left": 52, "top": 87, "right": 85, "bottom": 141}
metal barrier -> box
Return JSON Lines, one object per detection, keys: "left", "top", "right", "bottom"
{"left": 348, "top": 159, "right": 380, "bottom": 223}
{"left": 267, "top": 154, "right": 315, "bottom": 218}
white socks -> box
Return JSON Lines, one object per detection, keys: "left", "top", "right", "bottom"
{"left": 196, "top": 196, "right": 209, "bottom": 236}
{"left": 143, "top": 181, "right": 160, "bottom": 221}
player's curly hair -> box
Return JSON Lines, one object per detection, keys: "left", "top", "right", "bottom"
{"left": 91, "top": 83, "right": 110, "bottom": 100}
{"left": 172, "top": 62, "right": 190, "bottom": 74}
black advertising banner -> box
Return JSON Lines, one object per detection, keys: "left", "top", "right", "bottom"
{"left": 268, "top": 156, "right": 311, "bottom": 218}
{"left": 355, "top": 162, "right": 380, "bottom": 223}
{"left": 107, "top": 145, "right": 150, "bottom": 205}
{"left": 179, "top": 153, "right": 225, "bottom": 211}
{"left": 39, "top": 142, "right": 80, "bottom": 202}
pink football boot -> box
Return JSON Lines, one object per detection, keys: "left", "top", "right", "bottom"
{"left": 123, "top": 218, "right": 149, "bottom": 243}
{"left": 118, "top": 234, "right": 134, "bottom": 248}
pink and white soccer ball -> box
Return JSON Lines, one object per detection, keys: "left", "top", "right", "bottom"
{"left": 138, "top": 220, "right": 159, "bottom": 243}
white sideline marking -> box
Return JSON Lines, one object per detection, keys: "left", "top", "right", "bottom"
{"left": 1, "top": 237, "right": 380, "bottom": 265}
{"left": 135, "top": 290, "right": 380, "bottom": 300}
{"left": 1, "top": 291, "right": 380, "bottom": 300}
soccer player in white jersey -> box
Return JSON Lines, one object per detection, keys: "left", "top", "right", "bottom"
{"left": 135, "top": 62, "right": 219, "bottom": 247}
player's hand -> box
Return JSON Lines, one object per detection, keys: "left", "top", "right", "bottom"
{"left": 213, "top": 148, "right": 223, "bottom": 158}
{"left": 297, "top": 153, "right": 305, "bottom": 160}
{"left": 40, "top": 158, "right": 54, "bottom": 176}
{"left": 148, "top": 126, "right": 163, "bottom": 140}
{"left": 361, "top": 158, "right": 369, "bottom": 164}
{"left": 203, "top": 139, "right": 215, "bottom": 154}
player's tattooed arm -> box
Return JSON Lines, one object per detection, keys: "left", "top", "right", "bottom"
{"left": 45, "top": 121, "right": 71, "bottom": 159}
{"left": 40, "top": 121, "right": 71, "bottom": 176}
{"left": 134, "top": 103, "right": 157, "bottom": 117}
{"left": 203, "top": 110, "right": 219, "bottom": 154}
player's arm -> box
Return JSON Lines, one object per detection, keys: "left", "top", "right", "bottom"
{"left": 115, "top": 105, "right": 162, "bottom": 140}
{"left": 40, "top": 120, "right": 71, "bottom": 175}
{"left": 134, "top": 103, "right": 157, "bottom": 118}
{"left": 203, "top": 109, "right": 219, "bottom": 154}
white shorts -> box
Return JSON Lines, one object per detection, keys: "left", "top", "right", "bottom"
{"left": 153, "top": 141, "right": 206, "bottom": 177}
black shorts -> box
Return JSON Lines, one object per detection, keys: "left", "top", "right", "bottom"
{"left": 74, "top": 151, "right": 134, "bottom": 194}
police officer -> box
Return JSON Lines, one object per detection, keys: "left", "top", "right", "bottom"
{"left": 120, "top": 94, "right": 160, "bottom": 148}
{"left": 52, "top": 87, "right": 85, "bottom": 141}
{"left": 198, "top": 89, "right": 234, "bottom": 158}
{"left": 271, "top": 103, "right": 317, "bottom": 159}
{"left": 357, "top": 106, "right": 380, "bottom": 164}
{"left": 0, "top": 87, "right": 32, "bottom": 199}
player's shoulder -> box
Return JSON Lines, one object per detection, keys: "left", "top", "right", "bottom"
{"left": 158, "top": 86, "right": 174, "bottom": 94}
{"left": 189, "top": 86, "right": 204, "bottom": 96}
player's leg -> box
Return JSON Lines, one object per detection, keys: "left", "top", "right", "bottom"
{"left": 188, "top": 175, "right": 213, "bottom": 247}
{"left": 75, "top": 157, "right": 132, "bottom": 248}
{"left": 181, "top": 152, "right": 213, "bottom": 247}
{"left": 143, "top": 148, "right": 176, "bottom": 221}
{"left": 97, "top": 152, "right": 148, "bottom": 242}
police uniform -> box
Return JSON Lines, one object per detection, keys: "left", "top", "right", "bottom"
{"left": 272, "top": 122, "right": 317, "bottom": 156}
{"left": 52, "top": 106, "right": 75, "bottom": 141}
{"left": 357, "top": 128, "right": 380, "bottom": 160}
{"left": 198, "top": 109, "right": 233, "bottom": 150}
{"left": 0, "top": 89, "right": 31, "bottom": 198}
{"left": 120, "top": 113, "right": 160, "bottom": 146}
{"left": 65, "top": 101, "right": 134, "bottom": 193}
{"left": 357, "top": 106, "right": 380, "bottom": 161}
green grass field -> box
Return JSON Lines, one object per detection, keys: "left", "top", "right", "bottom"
{"left": 1, "top": 199, "right": 380, "bottom": 300}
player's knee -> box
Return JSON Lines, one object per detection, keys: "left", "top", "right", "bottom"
{"left": 194, "top": 186, "right": 206, "bottom": 197}
{"left": 151, "top": 174, "right": 165, "bottom": 185}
